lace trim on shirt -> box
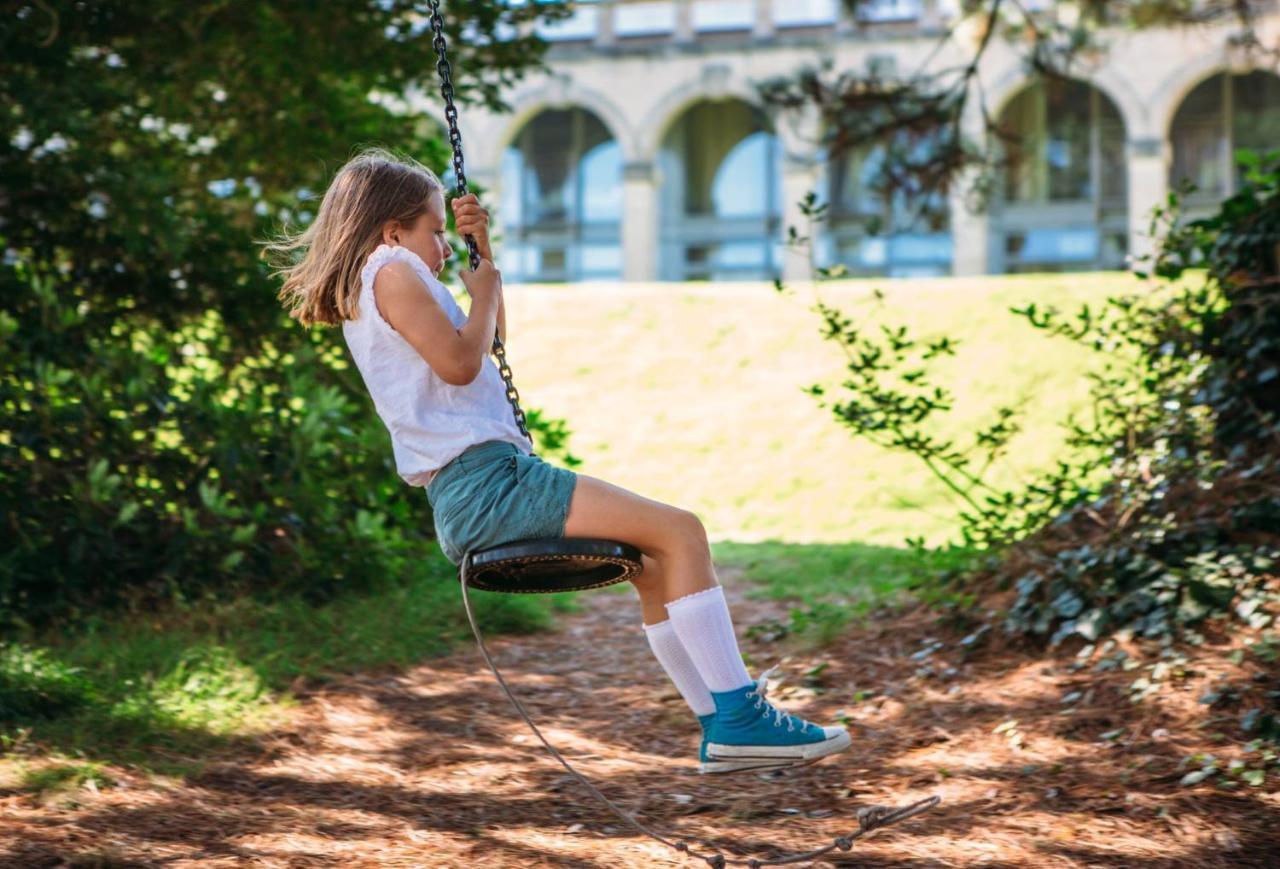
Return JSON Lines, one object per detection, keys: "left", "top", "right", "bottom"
{"left": 360, "top": 243, "right": 434, "bottom": 292}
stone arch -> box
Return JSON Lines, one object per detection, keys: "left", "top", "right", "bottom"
{"left": 480, "top": 79, "right": 637, "bottom": 169}
{"left": 987, "top": 68, "right": 1141, "bottom": 141}
{"left": 987, "top": 73, "right": 1131, "bottom": 273}
{"left": 636, "top": 73, "right": 773, "bottom": 162}
{"left": 1151, "top": 48, "right": 1255, "bottom": 140}
{"left": 651, "top": 90, "right": 785, "bottom": 280}
{"left": 494, "top": 101, "right": 626, "bottom": 282}
{"left": 1165, "top": 65, "right": 1280, "bottom": 202}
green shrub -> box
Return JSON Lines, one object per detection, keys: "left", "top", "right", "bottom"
{"left": 787, "top": 151, "right": 1280, "bottom": 644}
{"left": 1, "top": 270, "right": 578, "bottom": 627}
{"left": 0, "top": 644, "right": 96, "bottom": 722}
{"left": 0, "top": 2, "right": 571, "bottom": 627}
{"left": 997, "top": 151, "right": 1280, "bottom": 644}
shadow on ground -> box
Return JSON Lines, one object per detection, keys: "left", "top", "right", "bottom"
{"left": 1, "top": 543, "right": 1275, "bottom": 867}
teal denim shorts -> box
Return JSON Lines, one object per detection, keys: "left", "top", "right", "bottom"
{"left": 425, "top": 440, "right": 579, "bottom": 566}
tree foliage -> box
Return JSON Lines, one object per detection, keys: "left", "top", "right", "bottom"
{"left": 1, "top": 1, "right": 570, "bottom": 626}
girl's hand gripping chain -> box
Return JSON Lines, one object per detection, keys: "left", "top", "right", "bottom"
{"left": 458, "top": 258, "right": 502, "bottom": 310}
{"left": 452, "top": 193, "right": 505, "bottom": 345}
{"left": 451, "top": 193, "right": 492, "bottom": 262}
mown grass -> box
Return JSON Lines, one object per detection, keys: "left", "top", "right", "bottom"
{"left": 505, "top": 270, "right": 1139, "bottom": 546}
{"left": 505, "top": 270, "right": 1138, "bottom": 634}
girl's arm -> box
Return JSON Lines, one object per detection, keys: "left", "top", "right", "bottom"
{"left": 375, "top": 258, "right": 501, "bottom": 386}
{"left": 452, "top": 194, "right": 504, "bottom": 344}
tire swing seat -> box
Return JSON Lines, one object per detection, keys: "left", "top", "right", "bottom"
{"left": 463, "top": 538, "right": 642, "bottom": 594}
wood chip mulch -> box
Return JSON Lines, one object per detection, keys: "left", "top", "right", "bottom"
{"left": 2, "top": 570, "right": 1277, "bottom": 868}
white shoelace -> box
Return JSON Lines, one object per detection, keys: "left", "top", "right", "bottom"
{"left": 746, "top": 665, "right": 800, "bottom": 732}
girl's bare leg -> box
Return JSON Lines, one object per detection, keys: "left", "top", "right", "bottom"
{"left": 635, "top": 555, "right": 670, "bottom": 626}
{"left": 561, "top": 474, "right": 717, "bottom": 624}
{"left": 561, "top": 474, "right": 852, "bottom": 772}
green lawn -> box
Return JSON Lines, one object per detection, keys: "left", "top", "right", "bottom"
{"left": 504, "top": 271, "right": 1141, "bottom": 547}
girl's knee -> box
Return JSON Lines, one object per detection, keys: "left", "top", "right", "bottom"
{"left": 675, "top": 507, "right": 707, "bottom": 539}
{"left": 657, "top": 507, "right": 709, "bottom": 557}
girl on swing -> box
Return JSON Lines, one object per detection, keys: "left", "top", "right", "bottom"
{"left": 271, "top": 148, "right": 852, "bottom": 774}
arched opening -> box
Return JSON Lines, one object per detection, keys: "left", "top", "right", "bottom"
{"left": 1170, "top": 70, "right": 1280, "bottom": 212}
{"left": 994, "top": 78, "right": 1128, "bottom": 273}
{"left": 499, "top": 107, "right": 623, "bottom": 282}
{"left": 658, "top": 99, "right": 782, "bottom": 281}
{"left": 824, "top": 131, "right": 953, "bottom": 277}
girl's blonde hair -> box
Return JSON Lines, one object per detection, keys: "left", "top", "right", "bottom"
{"left": 264, "top": 147, "right": 445, "bottom": 327}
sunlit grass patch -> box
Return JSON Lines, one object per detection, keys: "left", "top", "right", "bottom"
{"left": 506, "top": 271, "right": 1141, "bottom": 547}
{"left": 19, "top": 760, "right": 116, "bottom": 798}
{"left": 2, "top": 547, "right": 562, "bottom": 771}
{"left": 713, "top": 539, "right": 978, "bottom": 645}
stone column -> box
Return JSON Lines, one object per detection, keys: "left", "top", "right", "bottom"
{"left": 1126, "top": 137, "right": 1168, "bottom": 268}
{"left": 951, "top": 91, "right": 994, "bottom": 276}
{"left": 674, "top": 0, "right": 695, "bottom": 44}
{"left": 780, "top": 154, "right": 821, "bottom": 282}
{"left": 594, "top": 1, "right": 616, "bottom": 48}
{"left": 623, "top": 160, "right": 659, "bottom": 282}
{"left": 949, "top": 164, "right": 992, "bottom": 275}
{"left": 753, "top": 0, "right": 775, "bottom": 40}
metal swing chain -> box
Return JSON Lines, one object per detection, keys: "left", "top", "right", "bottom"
{"left": 427, "top": 0, "right": 532, "bottom": 447}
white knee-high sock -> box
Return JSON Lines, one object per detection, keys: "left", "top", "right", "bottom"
{"left": 665, "top": 585, "right": 753, "bottom": 693}
{"left": 643, "top": 620, "right": 715, "bottom": 718}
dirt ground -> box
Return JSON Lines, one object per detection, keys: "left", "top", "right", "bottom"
{"left": 2, "top": 570, "right": 1277, "bottom": 868}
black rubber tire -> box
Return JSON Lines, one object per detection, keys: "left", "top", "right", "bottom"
{"left": 462, "top": 537, "right": 643, "bottom": 594}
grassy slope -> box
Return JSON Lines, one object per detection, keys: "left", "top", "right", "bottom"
{"left": 503, "top": 271, "right": 1136, "bottom": 546}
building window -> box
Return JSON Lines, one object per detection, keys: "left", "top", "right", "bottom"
{"left": 1170, "top": 71, "right": 1280, "bottom": 209}
{"left": 500, "top": 107, "right": 622, "bottom": 282}
{"left": 856, "top": 0, "right": 922, "bottom": 23}
{"left": 658, "top": 100, "right": 782, "bottom": 280}
{"left": 613, "top": 1, "right": 677, "bottom": 37}
{"left": 995, "top": 78, "right": 1128, "bottom": 273}
{"left": 826, "top": 134, "right": 953, "bottom": 277}
{"left": 535, "top": 4, "right": 601, "bottom": 42}
{"left": 774, "top": 0, "right": 839, "bottom": 28}
{"left": 692, "top": 0, "right": 755, "bottom": 32}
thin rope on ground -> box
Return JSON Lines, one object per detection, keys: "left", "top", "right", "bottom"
{"left": 459, "top": 558, "right": 941, "bottom": 867}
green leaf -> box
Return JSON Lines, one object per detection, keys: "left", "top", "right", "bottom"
{"left": 1180, "top": 768, "right": 1214, "bottom": 786}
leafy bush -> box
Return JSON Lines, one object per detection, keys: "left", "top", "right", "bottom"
{"left": 0, "top": 644, "right": 96, "bottom": 723}
{"left": 788, "top": 151, "right": 1280, "bottom": 644}
{"left": 996, "top": 152, "right": 1280, "bottom": 644}
{"left": 2, "top": 236, "right": 580, "bottom": 627}
{"left": 0, "top": 1, "right": 571, "bottom": 627}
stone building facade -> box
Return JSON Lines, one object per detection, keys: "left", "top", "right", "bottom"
{"left": 423, "top": 0, "right": 1280, "bottom": 282}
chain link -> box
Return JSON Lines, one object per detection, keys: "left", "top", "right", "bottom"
{"left": 427, "top": 0, "right": 532, "bottom": 447}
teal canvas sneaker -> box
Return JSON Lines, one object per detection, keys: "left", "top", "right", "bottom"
{"left": 699, "top": 667, "right": 851, "bottom": 774}
{"left": 697, "top": 711, "right": 772, "bottom": 774}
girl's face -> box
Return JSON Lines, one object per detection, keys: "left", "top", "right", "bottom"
{"left": 384, "top": 190, "right": 453, "bottom": 279}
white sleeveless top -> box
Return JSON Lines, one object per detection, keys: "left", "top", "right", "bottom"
{"left": 341, "top": 243, "right": 531, "bottom": 488}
